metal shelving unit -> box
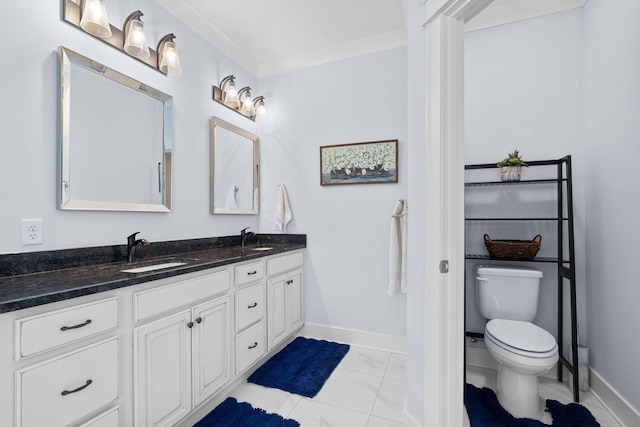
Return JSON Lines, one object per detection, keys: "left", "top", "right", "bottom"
{"left": 464, "top": 155, "right": 580, "bottom": 402}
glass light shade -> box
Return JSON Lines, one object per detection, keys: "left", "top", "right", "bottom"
{"left": 241, "top": 91, "right": 255, "bottom": 116}
{"left": 255, "top": 98, "right": 267, "bottom": 119}
{"left": 80, "top": 0, "right": 112, "bottom": 38}
{"left": 223, "top": 81, "right": 240, "bottom": 108}
{"left": 124, "top": 19, "right": 150, "bottom": 59}
{"left": 159, "top": 41, "right": 182, "bottom": 76}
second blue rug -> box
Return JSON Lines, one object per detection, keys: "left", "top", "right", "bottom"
{"left": 248, "top": 336, "right": 350, "bottom": 398}
{"left": 465, "top": 383, "right": 600, "bottom": 427}
{"left": 194, "top": 397, "right": 299, "bottom": 427}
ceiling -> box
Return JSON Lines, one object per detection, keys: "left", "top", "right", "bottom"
{"left": 157, "top": 0, "right": 586, "bottom": 78}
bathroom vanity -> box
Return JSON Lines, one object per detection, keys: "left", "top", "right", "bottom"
{"left": 0, "top": 236, "right": 305, "bottom": 427}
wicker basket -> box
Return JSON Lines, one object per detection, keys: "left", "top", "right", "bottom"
{"left": 483, "top": 234, "right": 542, "bottom": 259}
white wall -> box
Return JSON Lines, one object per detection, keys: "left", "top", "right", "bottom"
{"left": 464, "top": 10, "right": 587, "bottom": 346}
{"left": 583, "top": 0, "right": 640, "bottom": 413}
{"left": 0, "top": 0, "right": 260, "bottom": 254}
{"left": 257, "top": 48, "right": 408, "bottom": 337}
{"left": 405, "top": 0, "right": 427, "bottom": 423}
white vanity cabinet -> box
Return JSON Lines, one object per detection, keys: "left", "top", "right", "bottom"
{"left": 0, "top": 247, "right": 304, "bottom": 427}
{"left": 0, "top": 295, "right": 121, "bottom": 427}
{"left": 267, "top": 252, "right": 304, "bottom": 350}
{"left": 133, "top": 270, "right": 231, "bottom": 427}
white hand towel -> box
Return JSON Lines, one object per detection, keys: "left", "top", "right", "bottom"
{"left": 388, "top": 200, "right": 407, "bottom": 295}
{"left": 224, "top": 185, "right": 238, "bottom": 209}
{"left": 275, "top": 184, "right": 293, "bottom": 232}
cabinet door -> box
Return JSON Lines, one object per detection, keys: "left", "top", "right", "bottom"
{"left": 286, "top": 270, "right": 303, "bottom": 333}
{"left": 267, "top": 275, "right": 287, "bottom": 350}
{"left": 135, "top": 311, "right": 192, "bottom": 427}
{"left": 192, "top": 296, "right": 230, "bottom": 406}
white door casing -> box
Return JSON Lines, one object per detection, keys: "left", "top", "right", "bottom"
{"left": 422, "top": 1, "right": 494, "bottom": 425}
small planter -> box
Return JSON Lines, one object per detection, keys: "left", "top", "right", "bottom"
{"left": 500, "top": 166, "right": 522, "bottom": 182}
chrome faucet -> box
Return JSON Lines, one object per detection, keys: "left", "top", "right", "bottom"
{"left": 240, "top": 227, "right": 255, "bottom": 248}
{"left": 127, "top": 232, "right": 149, "bottom": 263}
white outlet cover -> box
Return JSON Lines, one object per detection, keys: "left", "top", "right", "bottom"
{"left": 21, "top": 219, "right": 43, "bottom": 245}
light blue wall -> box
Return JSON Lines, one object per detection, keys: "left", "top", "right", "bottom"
{"left": 464, "top": 9, "right": 587, "bottom": 351}
{"left": 0, "top": 1, "right": 408, "bottom": 335}
{"left": 0, "top": 0, "right": 259, "bottom": 254}
{"left": 583, "top": 0, "right": 640, "bottom": 413}
{"left": 257, "top": 48, "right": 408, "bottom": 336}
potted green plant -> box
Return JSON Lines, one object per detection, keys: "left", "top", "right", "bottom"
{"left": 497, "top": 149, "right": 528, "bottom": 181}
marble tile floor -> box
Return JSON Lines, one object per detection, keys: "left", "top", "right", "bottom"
{"left": 228, "top": 341, "right": 407, "bottom": 427}
{"left": 464, "top": 365, "right": 625, "bottom": 427}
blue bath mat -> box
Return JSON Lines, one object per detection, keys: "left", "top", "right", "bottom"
{"left": 248, "top": 336, "right": 350, "bottom": 397}
{"left": 194, "top": 397, "right": 299, "bottom": 427}
{"left": 465, "top": 383, "right": 600, "bottom": 427}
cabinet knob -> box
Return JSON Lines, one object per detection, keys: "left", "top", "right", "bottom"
{"left": 196, "top": 317, "right": 202, "bottom": 324}
{"left": 286, "top": 280, "right": 293, "bottom": 285}
{"left": 60, "top": 319, "right": 92, "bottom": 331}
{"left": 187, "top": 321, "right": 194, "bottom": 328}
{"left": 61, "top": 379, "right": 93, "bottom": 396}
{"left": 248, "top": 302, "right": 258, "bottom": 309}
{"left": 248, "top": 342, "right": 258, "bottom": 349}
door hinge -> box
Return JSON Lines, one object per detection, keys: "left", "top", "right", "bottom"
{"left": 439, "top": 260, "right": 449, "bottom": 274}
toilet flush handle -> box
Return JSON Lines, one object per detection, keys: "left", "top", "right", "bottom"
{"left": 476, "top": 277, "right": 488, "bottom": 282}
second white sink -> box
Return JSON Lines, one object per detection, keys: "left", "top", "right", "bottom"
{"left": 121, "top": 262, "right": 187, "bottom": 273}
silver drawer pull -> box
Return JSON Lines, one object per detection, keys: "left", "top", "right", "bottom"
{"left": 60, "top": 319, "right": 92, "bottom": 331}
{"left": 61, "top": 379, "right": 92, "bottom": 396}
{"left": 248, "top": 302, "right": 258, "bottom": 309}
{"left": 248, "top": 342, "right": 258, "bottom": 349}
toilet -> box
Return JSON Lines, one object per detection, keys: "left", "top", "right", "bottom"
{"left": 475, "top": 266, "right": 559, "bottom": 419}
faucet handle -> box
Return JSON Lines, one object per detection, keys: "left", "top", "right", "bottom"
{"left": 241, "top": 227, "right": 250, "bottom": 234}
{"left": 127, "top": 232, "right": 140, "bottom": 242}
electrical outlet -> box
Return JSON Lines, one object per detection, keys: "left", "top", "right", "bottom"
{"left": 21, "top": 219, "right": 43, "bottom": 245}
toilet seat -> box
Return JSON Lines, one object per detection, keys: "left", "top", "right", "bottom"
{"left": 485, "top": 319, "right": 558, "bottom": 358}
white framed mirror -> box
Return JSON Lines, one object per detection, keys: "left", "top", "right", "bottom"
{"left": 58, "top": 46, "right": 173, "bottom": 212}
{"left": 210, "top": 117, "right": 260, "bottom": 215}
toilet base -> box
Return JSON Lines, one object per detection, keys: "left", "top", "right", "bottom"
{"left": 496, "top": 363, "right": 543, "bottom": 419}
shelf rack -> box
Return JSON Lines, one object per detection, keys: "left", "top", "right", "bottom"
{"left": 464, "top": 155, "right": 580, "bottom": 402}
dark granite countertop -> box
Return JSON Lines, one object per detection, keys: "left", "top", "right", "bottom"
{"left": 0, "top": 234, "right": 306, "bottom": 314}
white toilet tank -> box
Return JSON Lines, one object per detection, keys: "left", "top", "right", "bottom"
{"left": 475, "top": 266, "right": 543, "bottom": 322}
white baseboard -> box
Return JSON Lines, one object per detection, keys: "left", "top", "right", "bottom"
{"left": 299, "top": 322, "right": 407, "bottom": 354}
{"left": 589, "top": 369, "right": 640, "bottom": 427}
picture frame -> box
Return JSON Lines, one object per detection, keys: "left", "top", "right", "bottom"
{"left": 320, "top": 139, "right": 398, "bottom": 186}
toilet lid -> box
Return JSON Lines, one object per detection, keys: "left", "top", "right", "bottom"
{"left": 486, "top": 319, "right": 557, "bottom": 353}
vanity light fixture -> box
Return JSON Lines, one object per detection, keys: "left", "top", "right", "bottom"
{"left": 157, "top": 34, "right": 182, "bottom": 76}
{"left": 212, "top": 77, "right": 267, "bottom": 121}
{"left": 62, "top": 0, "right": 182, "bottom": 76}
{"left": 79, "top": 0, "right": 112, "bottom": 38}
{"left": 123, "top": 11, "right": 150, "bottom": 59}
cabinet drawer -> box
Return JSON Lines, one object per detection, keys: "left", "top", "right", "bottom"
{"left": 267, "top": 252, "right": 303, "bottom": 276}
{"left": 16, "top": 297, "right": 118, "bottom": 359}
{"left": 236, "top": 261, "right": 265, "bottom": 286}
{"left": 236, "top": 282, "right": 265, "bottom": 331}
{"left": 17, "top": 338, "right": 119, "bottom": 427}
{"left": 135, "top": 270, "right": 230, "bottom": 321}
{"left": 236, "top": 320, "right": 265, "bottom": 374}
{"left": 77, "top": 406, "right": 119, "bottom": 427}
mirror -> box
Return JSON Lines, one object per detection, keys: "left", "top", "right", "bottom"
{"left": 59, "top": 46, "right": 173, "bottom": 212}
{"left": 210, "top": 117, "right": 260, "bottom": 214}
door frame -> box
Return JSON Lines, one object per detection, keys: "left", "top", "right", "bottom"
{"left": 421, "top": 1, "right": 494, "bottom": 425}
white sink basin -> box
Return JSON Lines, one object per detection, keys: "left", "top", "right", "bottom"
{"left": 121, "top": 262, "right": 187, "bottom": 273}
{"left": 251, "top": 247, "right": 273, "bottom": 251}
